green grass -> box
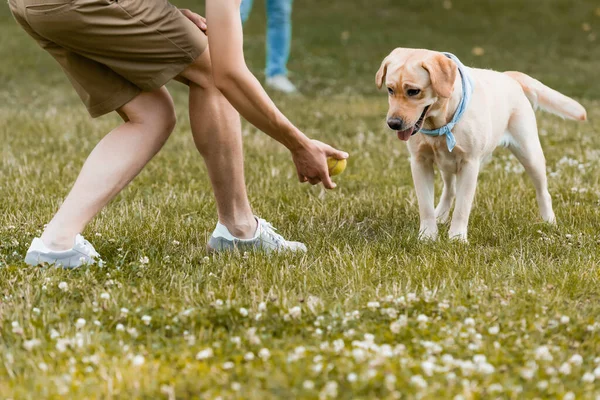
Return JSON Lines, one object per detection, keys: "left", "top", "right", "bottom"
{"left": 1, "top": 0, "right": 600, "bottom": 398}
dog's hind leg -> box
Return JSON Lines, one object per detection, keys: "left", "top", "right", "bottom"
{"left": 506, "top": 108, "right": 555, "bottom": 223}
{"left": 435, "top": 169, "right": 456, "bottom": 224}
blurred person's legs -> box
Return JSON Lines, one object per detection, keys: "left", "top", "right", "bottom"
{"left": 240, "top": 0, "right": 297, "bottom": 93}
{"left": 240, "top": 0, "right": 254, "bottom": 23}
{"left": 265, "top": 0, "right": 297, "bottom": 93}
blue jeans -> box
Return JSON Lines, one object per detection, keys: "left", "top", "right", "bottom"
{"left": 240, "top": 0, "right": 292, "bottom": 78}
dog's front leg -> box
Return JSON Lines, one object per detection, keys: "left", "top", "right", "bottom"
{"left": 449, "top": 160, "right": 480, "bottom": 242}
{"left": 411, "top": 156, "right": 437, "bottom": 241}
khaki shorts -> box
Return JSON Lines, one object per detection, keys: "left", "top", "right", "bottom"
{"left": 8, "top": 0, "right": 207, "bottom": 117}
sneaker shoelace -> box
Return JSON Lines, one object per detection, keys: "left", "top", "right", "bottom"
{"left": 258, "top": 219, "right": 285, "bottom": 247}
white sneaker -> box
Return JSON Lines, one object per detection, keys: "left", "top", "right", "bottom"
{"left": 265, "top": 75, "right": 298, "bottom": 94}
{"left": 208, "top": 216, "right": 307, "bottom": 253}
{"left": 24, "top": 234, "right": 100, "bottom": 268}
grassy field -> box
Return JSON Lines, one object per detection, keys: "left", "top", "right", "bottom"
{"left": 1, "top": 0, "right": 600, "bottom": 398}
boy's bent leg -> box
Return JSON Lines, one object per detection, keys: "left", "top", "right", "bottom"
{"left": 178, "top": 51, "right": 257, "bottom": 239}
{"left": 41, "top": 88, "right": 177, "bottom": 250}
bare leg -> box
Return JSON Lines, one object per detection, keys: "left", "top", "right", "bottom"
{"left": 41, "top": 88, "right": 177, "bottom": 250}
{"left": 435, "top": 169, "right": 456, "bottom": 224}
{"left": 448, "top": 160, "right": 480, "bottom": 242}
{"left": 178, "top": 50, "right": 256, "bottom": 239}
{"left": 411, "top": 156, "right": 438, "bottom": 241}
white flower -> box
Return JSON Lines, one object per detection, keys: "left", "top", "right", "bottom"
{"left": 132, "top": 355, "right": 145, "bottom": 366}
{"left": 116, "top": 323, "right": 125, "bottom": 332}
{"left": 560, "top": 315, "right": 570, "bottom": 324}
{"left": 479, "top": 362, "right": 495, "bottom": 375}
{"left": 410, "top": 375, "right": 427, "bottom": 389}
{"left": 333, "top": 339, "right": 345, "bottom": 353}
{"left": 11, "top": 321, "right": 23, "bottom": 335}
{"left": 464, "top": 317, "right": 475, "bottom": 326}
{"left": 32, "top": 307, "right": 41, "bottom": 315}
{"left": 390, "top": 320, "right": 404, "bottom": 334}
{"left": 352, "top": 348, "right": 366, "bottom": 363}
{"left": 120, "top": 308, "right": 129, "bottom": 315}
{"left": 559, "top": 362, "right": 572, "bottom": 375}
{"left": 196, "top": 348, "right": 214, "bottom": 360}
{"left": 258, "top": 348, "right": 271, "bottom": 360}
{"left": 100, "top": 292, "right": 110, "bottom": 300}
{"left": 75, "top": 318, "right": 86, "bottom": 329}
{"left": 488, "top": 325, "right": 499, "bottom": 335}
{"left": 593, "top": 366, "right": 600, "bottom": 378}
{"left": 488, "top": 383, "right": 503, "bottom": 393}
{"left": 390, "top": 315, "right": 408, "bottom": 333}
{"left": 50, "top": 329, "right": 60, "bottom": 339}
{"left": 258, "top": 302, "right": 267, "bottom": 312}
{"left": 537, "top": 380, "right": 548, "bottom": 390}
{"left": 569, "top": 354, "right": 583, "bottom": 366}
{"left": 520, "top": 366, "right": 535, "bottom": 380}
{"left": 127, "top": 327, "right": 138, "bottom": 338}
{"left": 303, "top": 380, "right": 315, "bottom": 390}
{"left": 244, "top": 352, "right": 255, "bottom": 361}
{"left": 172, "top": 240, "right": 180, "bottom": 245}
{"left": 367, "top": 301, "right": 380, "bottom": 310}
{"left": 564, "top": 392, "right": 575, "bottom": 400}
{"left": 139, "top": 256, "right": 149, "bottom": 264}
{"left": 239, "top": 308, "right": 249, "bottom": 317}
{"left": 58, "top": 282, "right": 68, "bottom": 292}
{"left": 141, "top": 315, "right": 152, "bottom": 325}
{"left": 347, "top": 373, "right": 358, "bottom": 382}
{"left": 582, "top": 372, "right": 595, "bottom": 383}
{"left": 23, "top": 339, "right": 41, "bottom": 351}
{"left": 421, "top": 361, "right": 435, "bottom": 376}
{"left": 473, "top": 354, "right": 487, "bottom": 364}
{"left": 222, "top": 361, "right": 235, "bottom": 370}
{"left": 289, "top": 306, "right": 302, "bottom": 319}
{"left": 321, "top": 381, "right": 338, "bottom": 398}
{"left": 231, "top": 382, "right": 241, "bottom": 391}
{"left": 55, "top": 339, "right": 69, "bottom": 353}
{"left": 417, "top": 314, "right": 429, "bottom": 323}
{"left": 38, "top": 362, "right": 48, "bottom": 371}
{"left": 534, "top": 346, "right": 553, "bottom": 361}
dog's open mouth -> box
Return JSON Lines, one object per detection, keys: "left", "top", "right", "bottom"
{"left": 397, "top": 106, "right": 431, "bottom": 141}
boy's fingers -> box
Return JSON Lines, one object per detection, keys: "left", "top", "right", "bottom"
{"left": 321, "top": 172, "right": 336, "bottom": 189}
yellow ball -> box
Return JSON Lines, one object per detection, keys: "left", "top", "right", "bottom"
{"left": 327, "top": 157, "right": 347, "bottom": 176}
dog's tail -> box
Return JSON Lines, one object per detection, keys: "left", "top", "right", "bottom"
{"left": 504, "top": 71, "right": 587, "bottom": 121}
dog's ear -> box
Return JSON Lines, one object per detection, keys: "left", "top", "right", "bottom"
{"left": 422, "top": 53, "right": 457, "bottom": 98}
{"left": 376, "top": 57, "right": 390, "bottom": 89}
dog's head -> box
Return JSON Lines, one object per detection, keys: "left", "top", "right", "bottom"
{"left": 376, "top": 48, "right": 457, "bottom": 141}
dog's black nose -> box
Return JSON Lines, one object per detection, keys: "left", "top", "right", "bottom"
{"left": 387, "top": 118, "right": 404, "bottom": 130}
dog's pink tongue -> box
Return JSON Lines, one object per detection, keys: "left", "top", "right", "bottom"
{"left": 397, "top": 128, "right": 413, "bottom": 141}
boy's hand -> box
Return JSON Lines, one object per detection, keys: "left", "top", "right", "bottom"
{"left": 291, "top": 140, "right": 349, "bottom": 189}
{"left": 180, "top": 9, "right": 208, "bottom": 34}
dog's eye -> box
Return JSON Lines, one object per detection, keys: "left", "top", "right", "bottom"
{"left": 406, "top": 89, "right": 421, "bottom": 97}
{"left": 387, "top": 87, "right": 394, "bottom": 95}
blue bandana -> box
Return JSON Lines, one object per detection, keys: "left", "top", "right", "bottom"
{"left": 420, "top": 52, "right": 474, "bottom": 152}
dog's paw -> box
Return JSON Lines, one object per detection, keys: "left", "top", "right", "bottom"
{"left": 543, "top": 213, "right": 557, "bottom": 225}
{"left": 418, "top": 228, "right": 438, "bottom": 242}
{"left": 449, "top": 231, "right": 468, "bottom": 243}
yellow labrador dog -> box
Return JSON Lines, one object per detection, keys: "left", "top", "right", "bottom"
{"left": 377, "top": 48, "right": 586, "bottom": 242}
